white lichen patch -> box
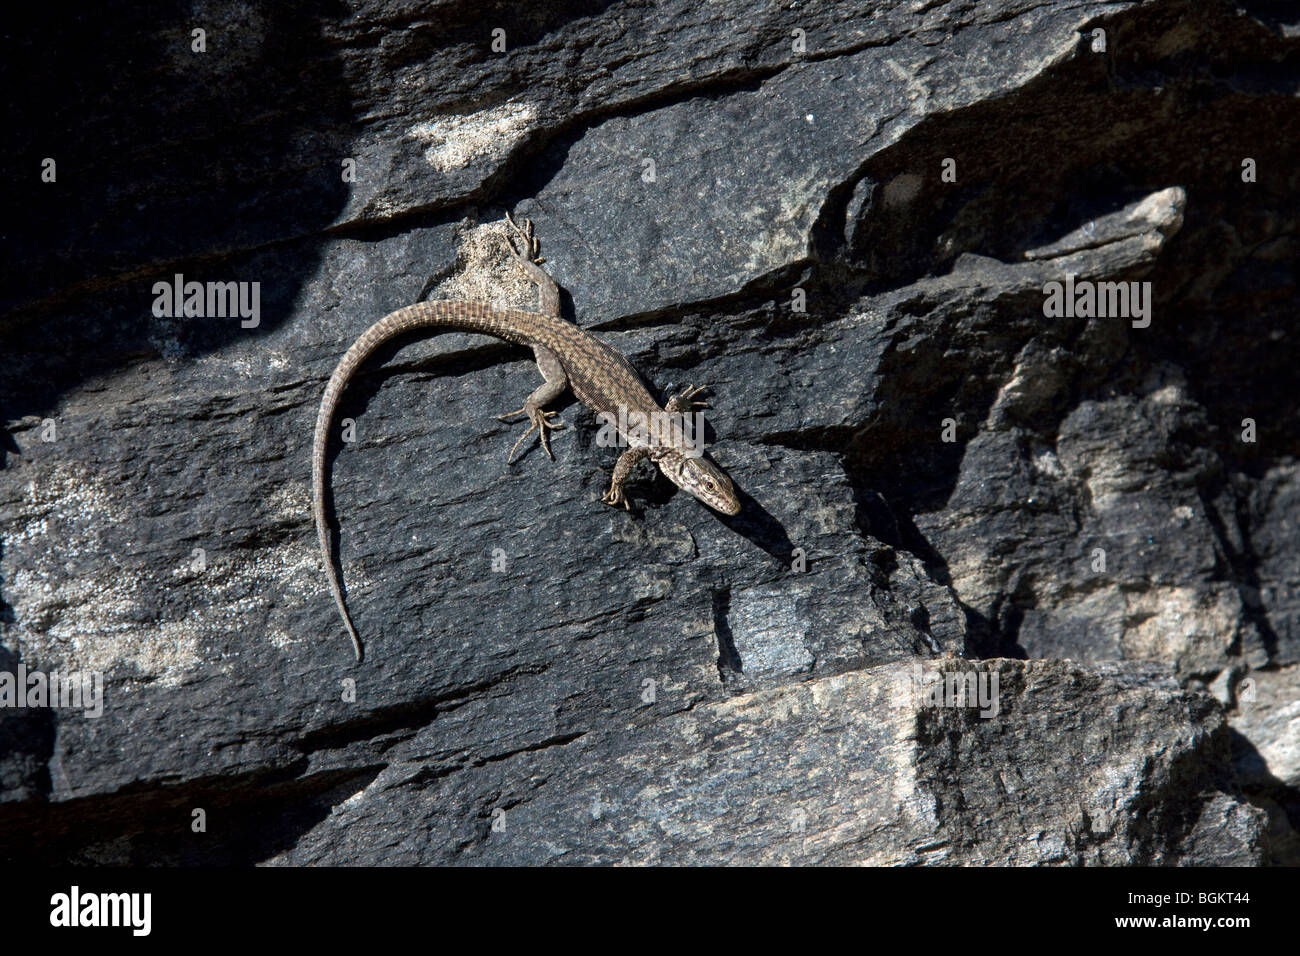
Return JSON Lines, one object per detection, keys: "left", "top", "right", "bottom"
{"left": 739, "top": 169, "right": 821, "bottom": 271}
{"left": 1032, "top": 449, "right": 1064, "bottom": 479}
{"left": 212, "top": 540, "right": 357, "bottom": 655}
{"left": 434, "top": 220, "right": 543, "bottom": 312}
{"left": 410, "top": 101, "right": 536, "bottom": 173}
{"left": 2, "top": 464, "right": 354, "bottom": 682}
{"left": 226, "top": 349, "right": 291, "bottom": 380}
{"left": 266, "top": 480, "right": 309, "bottom": 527}
{"left": 1122, "top": 584, "right": 1240, "bottom": 672}
{"left": 16, "top": 467, "right": 131, "bottom": 532}
{"left": 7, "top": 554, "right": 205, "bottom": 687}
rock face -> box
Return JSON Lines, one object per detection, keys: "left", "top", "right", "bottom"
{"left": 0, "top": 0, "right": 1295, "bottom": 865}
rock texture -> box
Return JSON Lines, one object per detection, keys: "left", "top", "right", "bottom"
{"left": 1, "top": 0, "right": 1296, "bottom": 864}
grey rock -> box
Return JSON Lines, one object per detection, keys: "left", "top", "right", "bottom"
{"left": 1, "top": 0, "right": 1296, "bottom": 864}
{"left": 1229, "top": 664, "right": 1300, "bottom": 865}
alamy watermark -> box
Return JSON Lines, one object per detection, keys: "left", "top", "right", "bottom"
{"left": 50, "top": 886, "right": 150, "bottom": 936}
{"left": 894, "top": 663, "right": 1000, "bottom": 718}
{"left": 0, "top": 664, "right": 103, "bottom": 718}
{"left": 594, "top": 406, "right": 706, "bottom": 457}
{"left": 152, "top": 272, "right": 260, "bottom": 328}
{"left": 1042, "top": 273, "right": 1151, "bottom": 328}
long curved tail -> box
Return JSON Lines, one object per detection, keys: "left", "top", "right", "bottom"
{"left": 312, "top": 300, "right": 558, "bottom": 661}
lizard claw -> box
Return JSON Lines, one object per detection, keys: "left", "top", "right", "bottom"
{"left": 504, "top": 212, "right": 544, "bottom": 265}
{"left": 499, "top": 403, "right": 564, "bottom": 463}
{"left": 601, "top": 485, "right": 632, "bottom": 511}
{"left": 666, "top": 383, "right": 709, "bottom": 413}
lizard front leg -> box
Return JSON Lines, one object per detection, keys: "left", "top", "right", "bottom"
{"left": 665, "top": 384, "right": 708, "bottom": 414}
{"left": 601, "top": 445, "right": 652, "bottom": 510}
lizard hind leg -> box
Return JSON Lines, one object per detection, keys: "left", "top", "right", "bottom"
{"left": 504, "top": 212, "right": 562, "bottom": 317}
{"left": 498, "top": 402, "right": 565, "bottom": 463}
{"left": 497, "top": 343, "right": 569, "bottom": 462}
{"left": 504, "top": 211, "right": 541, "bottom": 263}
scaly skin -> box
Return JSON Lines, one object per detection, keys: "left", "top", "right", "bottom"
{"left": 313, "top": 218, "right": 740, "bottom": 661}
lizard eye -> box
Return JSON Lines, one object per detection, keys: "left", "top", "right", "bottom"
{"left": 705, "top": 480, "right": 717, "bottom": 491}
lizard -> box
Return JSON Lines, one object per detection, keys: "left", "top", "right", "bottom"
{"left": 313, "top": 214, "right": 741, "bottom": 662}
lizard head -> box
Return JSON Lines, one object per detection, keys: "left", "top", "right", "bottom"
{"left": 655, "top": 450, "right": 741, "bottom": 515}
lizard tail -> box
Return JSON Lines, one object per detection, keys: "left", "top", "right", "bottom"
{"left": 313, "top": 375, "right": 364, "bottom": 662}
{"left": 313, "top": 310, "right": 412, "bottom": 663}
{"left": 312, "top": 300, "right": 568, "bottom": 661}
